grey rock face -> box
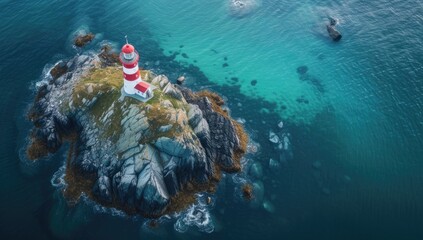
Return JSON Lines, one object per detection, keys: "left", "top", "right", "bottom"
{"left": 194, "top": 118, "right": 210, "bottom": 140}
{"left": 154, "top": 137, "right": 187, "bottom": 157}
{"left": 178, "top": 87, "right": 242, "bottom": 171}
{"left": 187, "top": 104, "right": 203, "bottom": 127}
{"left": 163, "top": 83, "right": 183, "bottom": 100}
{"left": 135, "top": 153, "right": 169, "bottom": 216}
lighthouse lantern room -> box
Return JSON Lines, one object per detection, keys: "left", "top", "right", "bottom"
{"left": 119, "top": 38, "right": 153, "bottom": 100}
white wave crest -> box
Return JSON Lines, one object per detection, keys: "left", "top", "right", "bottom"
{"left": 174, "top": 193, "right": 214, "bottom": 233}
{"left": 51, "top": 165, "right": 66, "bottom": 188}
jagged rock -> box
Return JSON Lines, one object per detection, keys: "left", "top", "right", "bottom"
{"left": 163, "top": 83, "right": 183, "bottom": 100}
{"left": 26, "top": 53, "right": 247, "bottom": 218}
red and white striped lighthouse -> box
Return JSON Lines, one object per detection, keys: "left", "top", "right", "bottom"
{"left": 119, "top": 39, "right": 151, "bottom": 98}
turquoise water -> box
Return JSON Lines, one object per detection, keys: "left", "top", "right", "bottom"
{"left": 1, "top": 0, "right": 423, "bottom": 239}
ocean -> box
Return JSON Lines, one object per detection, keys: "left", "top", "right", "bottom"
{"left": 0, "top": 0, "right": 422, "bottom": 239}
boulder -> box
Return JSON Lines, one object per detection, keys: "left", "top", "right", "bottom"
{"left": 327, "top": 25, "right": 342, "bottom": 41}
{"left": 74, "top": 33, "right": 95, "bottom": 47}
{"left": 177, "top": 76, "right": 185, "bottom": 85}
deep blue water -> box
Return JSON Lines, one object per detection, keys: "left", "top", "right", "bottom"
{"left": 1, "top": 0, "right": 423, "bottom": 239}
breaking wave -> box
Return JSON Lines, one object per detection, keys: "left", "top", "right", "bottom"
{"left": 174, "top": 193, "right": 215, "bottom": 233}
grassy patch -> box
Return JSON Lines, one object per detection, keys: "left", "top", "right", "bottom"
{"left": 88, "top": 90, "right": 119, "bottom": 121}
{"left": 72, "top": 66, "right": 128, "bottom": 140}
{"left": 87, "top": 89, "right": 124, "bottom": 141}
{"left": 72, "top": 66, "right": 123, "bottom": 107}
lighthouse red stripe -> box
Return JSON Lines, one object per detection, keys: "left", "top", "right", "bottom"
{"left": 124, "top": 70, "right": 140, "bottom": 81}
{"left": 123, "top": 62, "right": 138, "bottom": 68}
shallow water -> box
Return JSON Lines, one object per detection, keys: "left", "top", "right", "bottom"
{"left": 0, "top": 0, "right": 423, "bottom": 239}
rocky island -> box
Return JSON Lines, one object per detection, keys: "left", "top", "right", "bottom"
{"left": 26, "top": 48, "right": 247, "bottom": 218}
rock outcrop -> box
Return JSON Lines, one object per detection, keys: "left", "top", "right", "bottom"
{"left": 326, "top": 17, "right": 342, "bottom": 42}
{"left": 26, "top": 51, "right": 247, "bottom": 217}
{"left": 74, "top": 33, "right": 95, "bottom": 47}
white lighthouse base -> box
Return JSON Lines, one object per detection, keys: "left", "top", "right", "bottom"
{"left": 120, "top": 85, "right": 156, "bottom": 103}
{"left": 123, "top": 79, "right": 141, "bottom": 95}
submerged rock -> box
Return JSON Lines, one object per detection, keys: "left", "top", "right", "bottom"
{"left": 250, "top": 180, "right": 264, "bottom": 208}
{"left": 312, "top": 160, "right": 322, "bottom": 169}
{"left": 269, "top": 158, "right": 281, "bottom": 171}
{"left": 269, "top": 131, "right": 280, "bottom": 143}
{"left": 249, "top": 162, "right": 263, "bottom": 179}
{"left": 263, "top": 200, "right": 275, "bottom": 213}
{"left": 26, "top": 52, "right": 248, "bottom": 218}
{"left": 296, "top": 65, "right": 308, "bottom": 75}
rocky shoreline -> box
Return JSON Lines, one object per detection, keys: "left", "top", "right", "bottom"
{"left": 26, "top": 49, "right": 247, "bottom": 218}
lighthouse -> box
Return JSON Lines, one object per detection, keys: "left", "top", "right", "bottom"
{"left": 119, "top": 39, "right": 152, "bottom": 99}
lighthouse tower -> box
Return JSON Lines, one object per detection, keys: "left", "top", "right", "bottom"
{"left": 119, "top": 39, "right": 152, "bottom": 99}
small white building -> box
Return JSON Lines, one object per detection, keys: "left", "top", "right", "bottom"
{"left": 134, "top": 81, "right": 153, "bottom": 98}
